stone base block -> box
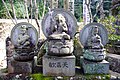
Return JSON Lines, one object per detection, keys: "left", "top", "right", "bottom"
{"left": 11, "top": 60, "right": 33, "bottom": 74}
{"left": 43, "top": 55, "right": 75, "bottom": 76}
{"left": 80, "top": 57, "right": 109, "bottom": 74}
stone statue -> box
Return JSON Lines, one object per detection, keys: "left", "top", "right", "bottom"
{"left": 17, "top": 25, "right": 31, "bottom": 49}
{"left": 85, "top": 26, "right": 104, "bottom": 49}
{"left": 83, "top": 26, "right": 106, "bottom": 61}
{"left": 13, "top": 25, "right": 34, "bottom": 61}
{"left": 79, "top": 23, "right": 109, "bottom": 74}
{"left": 47, "top": 14, "right": 73, "bottom": 56}
{"left": 11, "top": 22, "right": 38, "bottom": 61}
{"left": 49, "top": 14, "right": 70, "bottom": 40}
{"left": 42, "top": 9, "right": 77, "bottom": 76}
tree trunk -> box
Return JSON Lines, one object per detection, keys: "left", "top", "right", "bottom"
{"left": 2, "top": 0, "right": 16, "bottom": 25}
{"left": 42, "top": 0, "right": 46, "bottom": 19}
{"left": 10, "top": 0, "right": 17, "bottom": 24}
{"left": 85, "top": 0, "right": 93, "bottom": 23}
{"left": 30, "top": 0, "right": 33, "bottom": 23}
{"left": 93, "top": 0, "right": 104, "bottom": 20}
{"left": 24, "top": 0, "right": 29, "bottom": 23}
{"left": 34, "top": 0, "right": 40, "bottom": 38}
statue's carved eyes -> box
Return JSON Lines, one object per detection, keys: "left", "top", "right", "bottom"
{"left": 60, "top": 20, "right": 63, "bottom": 22}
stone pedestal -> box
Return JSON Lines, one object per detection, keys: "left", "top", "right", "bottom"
{"left": 80, "top": 57, "right": 109, "bottom": 74}
{"left": 11, "top": 60, "right": 33, "bottom": 74}
{"left": 43, "top": 55, "right": 75, "bottom": 76}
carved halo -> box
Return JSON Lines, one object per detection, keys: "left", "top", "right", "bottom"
{"left": 11, "top": 22, "right": 38, "bottom": 46}
{"left": 42, "top": 8, "right": 77, "bottom": 38}
{"left": 79, "top": 23, "right": 108, "bottom": 46}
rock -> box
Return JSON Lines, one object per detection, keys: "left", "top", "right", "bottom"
{"left": 106, "top": 53, "right": 120, "bottom": 73}
{"left": 111, "top": 75, "right": 117, "bottom": 80}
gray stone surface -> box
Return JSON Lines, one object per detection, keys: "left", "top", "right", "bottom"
{"left": 110, "top": 70, "right": 120, "bottom": 77}
{"left": 83, "top": 49, "right": 106, "bottom": 61}
{"left": 79, "top": 23, "right": 108, "bottom": 46}
{"left": 47, "top": 40, "right": 74, "bottom": 56}
{"left": 10, "top": 22, "right": 38, "bottom": 61}
{"left": 11, "top": 60, "right": 33, "bottom": 74}
{"left": 79, "top": 23, "right": 108, "bottom": 61}
{"left": 42, "top": 9, "right": 77, "bottom": 38}
{"left": 11, "top": 22, "right": 38, "bottom": 46}
{"left": 106, "top": 53, "right": 120, "bottom": 73}
{"left": 43, "top": 55, "right": 75, "bottom": 76}
{"left": 80, "top": 57, "right": 109, "bottom": 74}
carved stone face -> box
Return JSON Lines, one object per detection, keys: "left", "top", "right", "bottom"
{"left": 92, "top": 26, "right": 99, "bottom": 35}
{"left": 11, "top": 22, "right": 38, "bottom": 47}
{"left": 55, "top": 14, "right": 66, "bottom": 23}
{"left": 20, "top": 25, "right": 28, "bottom": 34}
{"left": 53, "top": 14, "right": 68, "bottom": 33}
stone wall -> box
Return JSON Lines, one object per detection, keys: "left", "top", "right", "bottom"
{"left": 106, "top": 53, "right": 120, "bottom": 73}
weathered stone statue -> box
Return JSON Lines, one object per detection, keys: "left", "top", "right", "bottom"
{"left": 11, "top": 22, "right": 38, "bottom": 61}
{"left": 79, "top": 23, "right": 109, "bottom": 74}
{"left": 17, "top": 25, "right": 32, "bottom": 48}
{"left": 9, "top": 22, "right": 38, "bottom": 74}
{"left": 49, "top": 14, "right": 70, "bottom": 39}
{"left": 86, "top": 26, "right": 103, "bottom": 49}
{"left": 42, "top": 9, "right": 77, "bottom": 76}
{"left": 47, "top": 14, "right": 73, "bottom": 56}
{"left": 84, "top": 26, "right": 105, "bottom": 61}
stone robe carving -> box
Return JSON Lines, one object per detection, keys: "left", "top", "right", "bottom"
{"left": 47, "top": 14, "right": 73, "bottom": 56}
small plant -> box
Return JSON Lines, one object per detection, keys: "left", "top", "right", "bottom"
{"left": 31, "top": 73, "right": 53, "bottom": 80}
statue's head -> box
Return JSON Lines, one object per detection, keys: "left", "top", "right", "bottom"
{"left": 53, "top": 14, "right": 68, "bottom": 33}
{"left": 54, "top": 14, "right": 66, "bottom": 24}
{"left": 20, "top": 25, "right": 28, "bottom": 34}
{"left": 92, "top": 26, "right": 99, "bottom": 35}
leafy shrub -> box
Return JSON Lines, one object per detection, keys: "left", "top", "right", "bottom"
{"left": 98, "top": 16, "right": 116, "bottom": 34}
{"left": 98, "top": 15, "right": 120, "bottom": 42}
{"left": 0, "top": 1, "right": 25, "bottom": 19}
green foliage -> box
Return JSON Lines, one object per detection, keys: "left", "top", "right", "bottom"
{"left": 99, "top": 15, "right": 120, "bottom": 45}
{"left": 74, "top": 3, "right": 83, "bottom": 22}
{"left": 111, "top": 0, "right": 120, "bottom": 16}
{"left": 98, "top": 16, "right": 116, "bottom": 34}
{"left": 0, "top": 0, "right": 48, "bottom": 19}
{"left": 0, "top": 2, "right": 10, "bottom": 18}
{"left": 108, "top": 34, "right": 120, "bottom": 41}
{"left": 73, "top": 37, "right": 83, "bottom": 66}
{"left": 31, "top": 73, "right": 53, "bottom": 80}
{"left": 13, "top": 1, "right": 25, "bottom": 18}
{"left": 0, "top": 1, "right": 25, "bottom": 19}
{"left": 37, "top": 1, "right": 48, "bottom": 19}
